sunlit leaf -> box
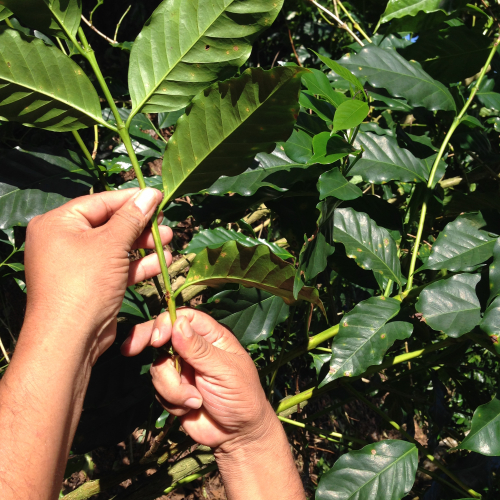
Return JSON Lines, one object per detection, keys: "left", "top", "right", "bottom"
{"left": 480, "top": 296, "right": 500, "bottom": 355}
{"left": 310, "top": 132, "right": 357, "bottom": 165}
{"left": 333, "top": 100, "right": 369, "bottom": 132}
{"left": 378, "top": 0, "right": 467, "bottom": 25}
{"left": 318, "top": 168, "right": 362, "bottom": 201}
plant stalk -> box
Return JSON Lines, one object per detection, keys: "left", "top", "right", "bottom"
{"left": 405, "top": 34, "right": 500, "bottom": 292}
{"left": 114, "top": 5, "right": 132, "bottom": 42}
{"left": 335, "top": 0, "right": 372, "bottom": 43}
{"left": 162, "top": 463, "right": 218, "bottom": 495}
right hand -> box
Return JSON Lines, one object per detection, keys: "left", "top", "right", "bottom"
{"left": 121, "top": 308, "right": 276, "bottom": 450}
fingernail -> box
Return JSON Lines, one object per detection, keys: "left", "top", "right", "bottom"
{"left": 151, "top": 328, "right": 161, "bottom": 344}
{"left": 185, "top": 398, "right": 202, "bottom": 409}
{"left": 134, "top": 188, "right": 158, "bottom": 215}
{"left": 121, "top": 336, "right": 131, "bottom": 349}
{"left": 180, "top": 319, "right": 194, "bottom": 338}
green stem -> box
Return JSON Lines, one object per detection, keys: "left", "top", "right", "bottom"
{"left": 279, "top": 416, "right": 367, "bottom": 445}
{"left": 4, "top": 17, "right": 13, "bottom": 29}
{"left": 163, "top": 463, "right": 218, "bottom": 494}
{"left": 114, "top": 5, "right": 131, "bottom": 42}
{"left": 346, "top": 385, "right": 482, "bottom": 499}
{"left": 405, "top": 34, "right": 500, "bottom": 292}
{"left": 335, "top": 0, "right": 373, "bottom": 43}
{"left": 71, "top": 130, "right": 111, "bottom": 191}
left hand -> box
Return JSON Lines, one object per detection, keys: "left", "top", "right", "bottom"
{"left": 24, "top": 187, "right": 172, "bottom": 364}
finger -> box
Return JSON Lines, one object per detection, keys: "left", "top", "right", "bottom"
{"left": 155, "top": 393, "right": 192, "bottom": 417}
{"left": 120, "top": 319, "right": 155, "bottom": 356}
{"left": 132, "top": 225, "right": 172, "bottom": 250}
{"left": 127, "top": 250, "right": 172, "bottom": 286}
{"left": 151, "top": 356, "right": 203, "bottom": 410}
{"left": 99, "top": 188, "right": 164, "bottom": 249}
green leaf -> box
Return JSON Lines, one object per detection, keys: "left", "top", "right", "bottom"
{"left": 320, "top": 297, "right": 412, "bottom": 386}
{"left": 301, "top": 68, "right": 348, "bottom": 108}
{"left": 203, "top": 149, "right": 325, "bottom": 197}
{"left": 421, "top": 214, "right": 497, "bottom": 272}
{"left": 120, "top": 287, "right": 151, "bottom": 322}
{"left": 379, "top": 0, "right": 466, "bottom": 25}
{"left": 318, "top": 168, "right": 362, "bottom": 201}
{"left": 351, "top": 132, "right": 430, "bottom": 184}
{"left": 310, "top": 132, "right": 358, "bottom": 165}
{"left": 283, "top": 129, "right": 313, "bottom": 164}
{"left": 477, "top": 79, "right": 500, "bottom": 111}
{"left": 330, "top": 207, "right": 402, "bottom": 285}
{"left": 316, "top": 440, "right": 418, "bottom": 500}
{"left": 183, "top": 227, "right": 293, "bottom": 260}
{"left": 293, "top": 232, "right": 335, "bottom": 298}
{"left": 401, "top": 26, "right": 491, "bottom": 84}
{"left": 161, "top": 66, "right": 304, "bottom": 202}
{"left": 0, "top": 28, "right": 103, "bottom": 131}
{"left": 0, "top": 6, "right": 12, "bottom": 21}
{"left": 158, "top": 108, "right": 185, "bottom": 129}
{"left": 369, "top": 91, "right": 413, "bottom": 112}
{"left": 0, "top": 148, "right": 95, "bottom": 229}
{"left": 488, "top": 239, "right": 500, "bottom": 303}
{"left": 459, "top": 396, "right": 500, "bottom": 456}
{"left": 339, "top": 45, "right": 456, "bottom": 112}
{"left": 175, "top": 241, "right": 325, "bottom": 313}
{"left": 480, "top": 296, "right": 500, "bottom": 354}
{"left": 3, "top": 0, "right": 82, "bottom": 39}
{"left": 333, "top": 100, "right": 369, "bottom": 132}
{"left": 128, "top": 0, "right": 283, "bottom": 114}
{"left": 199, "top": 287, "right": 289, "bottom": 346}
{"left": 299, "top": 91, "right": 335, "bottom": 122}
{"left": 416, "top": 273, "right": 481, "bottom": 337}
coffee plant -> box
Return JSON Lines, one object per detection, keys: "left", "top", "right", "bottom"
{"left": 2, "top": 0, "right": 500, "bottom": 498}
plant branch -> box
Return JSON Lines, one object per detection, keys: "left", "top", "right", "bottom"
{"left": 335, "top": 0, "right": 372, "bottom": 43}
{"left": 163, "top": 463, "right": 218, "bottom": 495}
{"left": 114, "top": 5, "right": 131, "bottom": 42}
{"left": 0, "top": 336, "right": 10, "bottom": 364}
{"left": 81, "top": 15, "right": 117, "bottom": 45}
{"left": 405, "top": 34, "right": 500, "bottom": 292}
{"left": 345, "top": 385, "right": 482, "bottom": 498}
{"left": 307, "top": 0, "right": 364, "bottom": 47}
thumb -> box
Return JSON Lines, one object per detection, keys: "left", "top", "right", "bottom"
{"left": 172, "top": 316, "right": 225, "bottom": 375}
{"left": 105, "top": 188, "right": 163, "bottom": 249}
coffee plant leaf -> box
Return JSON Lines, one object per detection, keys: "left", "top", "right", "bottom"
{"left": 421, "top": 214, "right": 497, "bottom": 272}
{"left": 416, "top": 273, "right": 481, "bottom": 337}
{"left": 161, "top": 66, "right": 304, "bottom": 203}
{"left": 0, "top": 28, "right": 103, "bottom": 131}
{"left": 333, "top": 100, "right": 369, "bottom": 132}
{"left": 316, "top": 440, "right": 418, "bottom": 500}
{"left": 477, "top": 79, "right": 500, "bottom": 111}
{"left": 299, "top": 91, "right": 335, "bottom": 122}
{"left": 293, "top": 232, "right": 335, "bottom": 298}
{"left": 175, "top": 241, "right": 325, "bottom": 312}
{"left": 203, "top": 149, "right": 324, "bottom": 197}
{"left": 320, "top": 297, "right": 411, "bottom": 386}
{"left": 318, "top": 168, "right": 363, "bottom": 201}
{"left": 401, "top": 26, "right": 492, "bottom": 84}
{"left": 120, "top": 287, "right": 151, "bottom": 322}
{"left": 2, "top": 0, "right": 82, "bottom": 39}
{"left": 199, "top": 287, "right": 289, "bottom": 346}
{"left": 183, "top": 227, "right": 293, "bottom": 260}
{"left": 369, "top": 91, "right": 413, "bottom": 112}
{"left": 479, "top": 296, "right": 500, "bottom": 354}
{"left": 283, "top": 129, "right": 313, "bottom": 164}
{"left": 0, "top": 5, "right": 12, "bottom": 21}
{"left": 329, "top": 207, "right": 403, "bottom": 285}
{"left": 0, "top": 147, "right": 95, "bottom": 229}
{"left": 301, "top": 68, "right": 348, "bottom": 108}
{"left": 378, "top": 0, "right": 466, "bottom": 25}
{"left": 128, "top": 0, "right": 283, "bottom": 114}
{"left": 488, "top": 239, "right": 500, "bottom": 303}
{"left": 458, "top": 396, "right": 500, "bottom": 456}
{"left": 158, "top": 108, "right": 186, "bottom": 129}
{"left": 351, "top": 132, "right": 430, "bottom": 184}
{"left": 311, "top": 132, "right": 358, "bottom": 165}
{"left": 339, "top": 45, "right": 456, "bottom": 112}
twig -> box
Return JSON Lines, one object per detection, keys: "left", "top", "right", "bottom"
{"left": 0, "top": 336, "right": 10, "bottom": 364}
{"left": 407, "top": 233, "right": 432, "bottom": 249}
{"left": 114, "top": 5, "right": 131, "bottom": 42}
{"left": 81, "top": 15, "right": 117, "bottom": 45}
{"left": 335, "top": 0, "right": 373, "bottom": 43}
{"left": 92, "top": 125, "right": 99, "bottom": 160}
{"left": 308, "top": 0, "right": 364, "bottom": 47}
{"left": 287, "top": 26, "right": 303, "bottom": 67}
{"left": 140, "top": 414, "right": 176, "bottom": 464}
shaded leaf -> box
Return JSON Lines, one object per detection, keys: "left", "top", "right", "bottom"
{"left": 161, "top": 66, "right": 304, "bottom": 202}
{"left": 416, "top": 273, "right": 481, "bottom": 337}
{"left": 317, "top": 440, "right": 418, "bottom": 500}
{"left": 0, "top": 28, "right": 103, "bottom": 131}
{"left": 301, "top": 68, "right": 347, "bottom": 108}
{"left": 318, "top": 168, "right": 362, "bottom": 201}
{"left": 339, "top": 45, "right": 456, "bottom": 112}
{"left": 183, "top": 227, "right": 293, "bottom": 260}
{"left": 477, "top": 78, "right": 500, "bottom": 111}
{"left": 158, "top": 108, "right": 185, "bottom": 129}
{"left": 351, "top": 132, "right": 429, "bottom": 184}
{"left": 283, "top": 129, "right": 313, "bottom": 164}
{"left": 480, "top": 296, "right": 500, "bottom": 355}
{"left": 330, "top": 207, "right": 402, "bottom": 285}
{"left": 421, "top": 213, "right": 497, "bottom": 272}
{"left": 199, "top": 287, "right": 289, "bottom": 346}
{"left": 311, "top": 132, "right": 358, "bottom": 165}
{"left": 489, "top": 239, "right": 500, "bottom": 303}
{"left": 175, "top": 241, "right": 325, "bottom": 312}
{"left": 321, "top": 297, "right": 411, "bottom": 386}
{"left": 3, "top": 0, "right": 82, "bottom": 39}
{"left": 128, "top": 0, "right": 283, "bottom": 114}
{"left": 299, "top": 91, "right": 335, "bottom": 122}
{"left": 459, "top": 396, "right": 500, "bottom": 456}
{"left": 0, "top": 6, "right": 12, "bottom": 21}
{"left": 333, "top": 100, "right": 369, "bottom": 132}
{"left": 0, "top": 148, "right": 95, "bottom": 229}
{"left": 120, "top": 287, "right": 151, "bottom": 322}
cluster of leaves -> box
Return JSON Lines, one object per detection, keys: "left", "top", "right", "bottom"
{"left": 3, "top": 0, "right": 500, "bottom": 499}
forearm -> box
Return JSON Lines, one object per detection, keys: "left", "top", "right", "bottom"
{"left": 215, "top": 405, "right": 305, "bottom": 500}
{"left": 0, "top": 314, "right": 93, "bottom": 499}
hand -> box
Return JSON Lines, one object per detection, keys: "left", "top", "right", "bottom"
{"left": 24, "top": 188, "right": 172, "bottom": 364}
{"left": 121, "top": 308, "right": 275, "bottom": 450}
